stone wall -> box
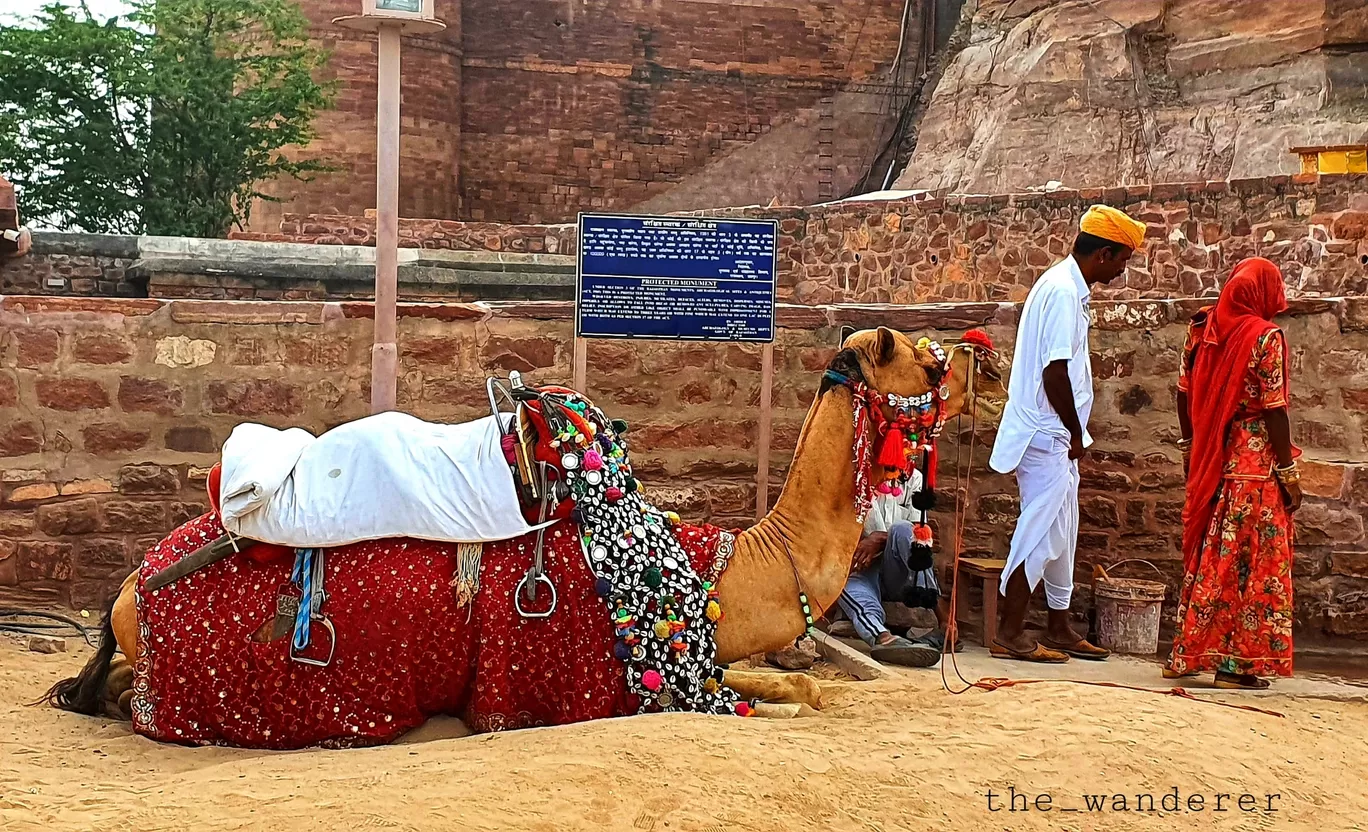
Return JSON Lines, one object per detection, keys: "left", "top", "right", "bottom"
{"left": 3, "top": 295, "right": 1367, "bottom": 640}
{"left": 230, "top": 173, "right": 1368, "bottom": 303}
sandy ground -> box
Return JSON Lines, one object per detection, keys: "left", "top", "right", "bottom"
{"left": 3, "top": 637, "right": 1367, "bottom": 832}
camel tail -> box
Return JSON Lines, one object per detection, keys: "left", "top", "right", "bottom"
{"left": 39, "top": 587, "right": 121, "bottom": 715}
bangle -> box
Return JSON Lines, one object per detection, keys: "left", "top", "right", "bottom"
{"left": 1274, "top": 462, "right": 1300, "bottom": 485}
{"left": 1176, "top": 438, "right": 1192, "bottom": 451}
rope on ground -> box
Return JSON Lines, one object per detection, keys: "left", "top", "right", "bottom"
{"left": 935, "top": 353, "right": 1285, "bottom": 719}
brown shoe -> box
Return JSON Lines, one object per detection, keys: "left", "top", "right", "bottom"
{"left": 989, "top": 640, "right": 1070, "bottom": 663}
{"left": 1040, "top": 638, "right": 1110, "bottom": 661}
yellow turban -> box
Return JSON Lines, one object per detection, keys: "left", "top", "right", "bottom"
{"left": 1079, "top": 204, "right": 1146, "bottom": 251}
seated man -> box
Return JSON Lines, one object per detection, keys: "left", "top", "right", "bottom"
{"left": 837, "top": 467, "right": 952, "bottom": 667}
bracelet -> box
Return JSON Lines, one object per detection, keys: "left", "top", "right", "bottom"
{"left": 1176, "top": 438, "right": 1192, "bottom": 451}
{"left": 1273, "top": 462, "right": 1300, "bottom": 485}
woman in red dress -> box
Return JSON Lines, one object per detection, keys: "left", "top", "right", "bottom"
{"left": 1165, "top": 257, "right": 1301, "bottom": 690}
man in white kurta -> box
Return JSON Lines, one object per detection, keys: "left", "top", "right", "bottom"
{"left": 987, "top": 205, "right": 1145, "bottom": 662}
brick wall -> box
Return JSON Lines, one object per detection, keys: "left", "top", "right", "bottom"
{"left": 3, "top": 295, "right": 1367, "bottom": 639}
{"left": 233, "top": 173, "right": 1368, "bottom": 302}
{"left": 254, "top": 0, "right": 916, "bottom": 227}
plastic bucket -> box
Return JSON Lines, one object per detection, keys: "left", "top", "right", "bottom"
{"left": 1093, "top": 563, "right": 1166, "bottom": 655}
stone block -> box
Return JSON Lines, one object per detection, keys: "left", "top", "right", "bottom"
{"left": 60, "top": 478, "right": 114, "bottom": 496}
{"left": 118, "top": 377, "right": 185, "bottom": 415}
{"left": 27, "top": 635, "right": 66, "bottom": 654}
{"left": 6, "top": 482, "right": 58, "bottom": 504}
{"left": 72, "top": 332, "right": 134, "bottom": 365}
{"left": 0, "top": 422, "right": 43, "bottom": 457}
{"left": 15, "top": 328, "right": 60, "bottom": 367}
{"left": 118, "top": 464, "right": 181, "bottom": 495}
{"left": 165, "top": 426, "right": 217, "bottom": 454}
{"left": 36, "top": 498, "right": 100, "bottom": 536}
{"left": 18, "top": 540, "right": 74, "bottom": 581}
{"left": 35, "top": 378, "right": 109, "bottom": 411}
{"left": 102, "top": 500, "right": 169, "bottom": 533}
{"left": 205, "top": 379, "right": 303, "bottom": 417}
{"left": 83, "top": 423, "right": 150, "bottom": 455}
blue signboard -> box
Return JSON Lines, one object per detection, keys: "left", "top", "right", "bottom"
{"left": 576, "top": 213, "right": 778, "bottom": 342}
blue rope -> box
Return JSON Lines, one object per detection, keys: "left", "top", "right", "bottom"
{"left": 291, "top": 548, "right": 317, "bottom": 651}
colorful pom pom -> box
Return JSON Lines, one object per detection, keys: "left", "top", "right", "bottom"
{"left": 583, "top": 449, "right": 603, "bottom": 471}
{"left": 734, "top": 702, "right": 752, "bottom": 717}
{"left": 642, "top": 670, "right": 663, "bottom": 692}
{"left": 705, "top": 600, "right": 722, "bottom": 622}
{"left": 703, "top": 678, "right": 719, "bottom": 694}
{"left": 613, "top": 641, "right": 631, "bottom": 661}
{"left": 606, "top": 486, "right": 624, "bottom": 503}
{"left": 654, "top": 620, "right": 671, "bottom": 639}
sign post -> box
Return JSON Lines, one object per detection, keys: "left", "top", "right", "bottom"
{"left": 333, "top": 0, "right": 445, "bottom": 414}
{"left": 574, "top": 213, "right": 779, "bottom": 521}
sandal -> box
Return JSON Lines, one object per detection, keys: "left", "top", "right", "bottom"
{"left": 870, "top": 635, "right": 942, "bottom": 668}
{"left": 1162, "top": 667, "right": 1198, "bottom": 679}
{"left": 1213, "top": 671, "right": 1270, "bottom": 690}
{"left": 989, "top": 640, "right": 1070, "bottom": 663}
{"left": 1040, "top": 637, "right": 1110, "bottom": 661}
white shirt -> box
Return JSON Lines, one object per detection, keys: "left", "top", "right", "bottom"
{"left": 989, "top": 256, "right": 1095, "bottom": 474}
{"left": 862, "top": 468, "right": 924, "bottom": 536}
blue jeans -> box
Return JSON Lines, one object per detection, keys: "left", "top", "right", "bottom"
{"left": 838, "top": 521, "right": 918, "bottom": 646}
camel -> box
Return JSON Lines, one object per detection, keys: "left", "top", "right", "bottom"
{"left": 48, "top": 326, "right": 1007, "bottom": 744}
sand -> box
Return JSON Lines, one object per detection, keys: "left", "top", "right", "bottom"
{"left": 3, "top": 638, "right": 1367, "bottom": 832}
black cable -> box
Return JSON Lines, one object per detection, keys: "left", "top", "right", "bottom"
{"left": 0, "top": 609, "right": 97, "bottom": 646}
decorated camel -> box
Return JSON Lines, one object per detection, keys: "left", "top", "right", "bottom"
{"left": 47, "top": 327, "right": 1006, "bottom": 748}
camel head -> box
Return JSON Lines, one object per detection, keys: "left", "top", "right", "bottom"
{"left": 832, "top": 326, "right": 938, "bottom": 401}
{"left": 937, "top": 334, "right": 1008, "bottom": 422}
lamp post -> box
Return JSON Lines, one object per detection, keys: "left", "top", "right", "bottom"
{"left": 334, "top": 0, "right": 445, "bottom": 414}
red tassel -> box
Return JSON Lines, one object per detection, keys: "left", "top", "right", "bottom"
{"left": 877, "top": 425, "right": 907, "bottom": 470}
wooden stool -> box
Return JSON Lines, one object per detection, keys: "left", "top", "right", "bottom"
{"left": 955, "top": 557, "right": 1007, "bottom": 648}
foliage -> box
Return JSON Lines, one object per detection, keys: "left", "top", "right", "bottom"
{"left": 0, "top": 0, "right": 333, "bottom": 236}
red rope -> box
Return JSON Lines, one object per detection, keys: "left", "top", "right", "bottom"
{"left": 936, "top": 349, "right": 1285, "bottom": 720}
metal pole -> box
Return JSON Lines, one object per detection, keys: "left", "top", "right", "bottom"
{"left": 572, "top": 337, "right": 587, "bottom": 394}
{"left": 371, "top": 22, "right": 401, "bottom": 414}
{"left": 755, "top": 342, "right": 775, "bottom": 522}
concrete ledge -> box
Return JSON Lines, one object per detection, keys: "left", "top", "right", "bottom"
{"left": 30, "top": 231, "right": 139, "bottom": 259}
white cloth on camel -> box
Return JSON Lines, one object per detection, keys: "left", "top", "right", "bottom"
{"left": 998, "top": 432, "right": 1079, "bottom": 610}
{"left": 219, "top": 412, "right": 545, "bottom": 547}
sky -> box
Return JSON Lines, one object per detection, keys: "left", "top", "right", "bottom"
{"left": 2, "top": 1, "right": 134, "bottom": 26}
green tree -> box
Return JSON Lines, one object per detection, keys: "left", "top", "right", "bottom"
{"left": 0, "top": 0, "right": 333, "bottom": 237}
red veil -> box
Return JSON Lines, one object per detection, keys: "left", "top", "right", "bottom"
{"left": 1181, "top": 257, "right": 1289, "bottom": 569}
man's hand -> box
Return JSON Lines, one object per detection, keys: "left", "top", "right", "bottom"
{"left": 1069, "top": 434, "right": 1086, "bottom": 461}
{"left": 852, "top": 532, "right": 888, "bottom": 571}
{"left": 1281, "top": 480, "right": 1303, "bottom": 513}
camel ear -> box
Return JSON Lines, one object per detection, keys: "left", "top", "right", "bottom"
{"left": 839, "top": 325, "right": 856, "bottom": 346}
{"left": 874, "top": 326, "right": 897, "bottom": 365}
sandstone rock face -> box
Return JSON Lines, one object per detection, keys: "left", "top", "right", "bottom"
{"left": 897, "top": 0, "right": 1368, "bottom": 193}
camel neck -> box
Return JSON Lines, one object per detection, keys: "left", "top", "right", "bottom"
{"left": 713, "top": 385, "right": 865, "bottom": 661}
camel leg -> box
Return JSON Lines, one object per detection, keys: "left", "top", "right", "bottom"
{"left": 103, "top": 571, "right": 140, "bottom": 717}
{"left": 111, "top": 569, "right": 139, "bottom": 665}
{"left": 723, "top": 669, "right": 823, "bottom": 711}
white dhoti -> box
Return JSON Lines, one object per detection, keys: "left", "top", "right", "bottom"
{"left": 998, "top": 432, "right": 1079, "bottom": 609}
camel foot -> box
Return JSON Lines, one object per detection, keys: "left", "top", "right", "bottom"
{"left": 723, "top": 669, "right": 823, "bottom": 711}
